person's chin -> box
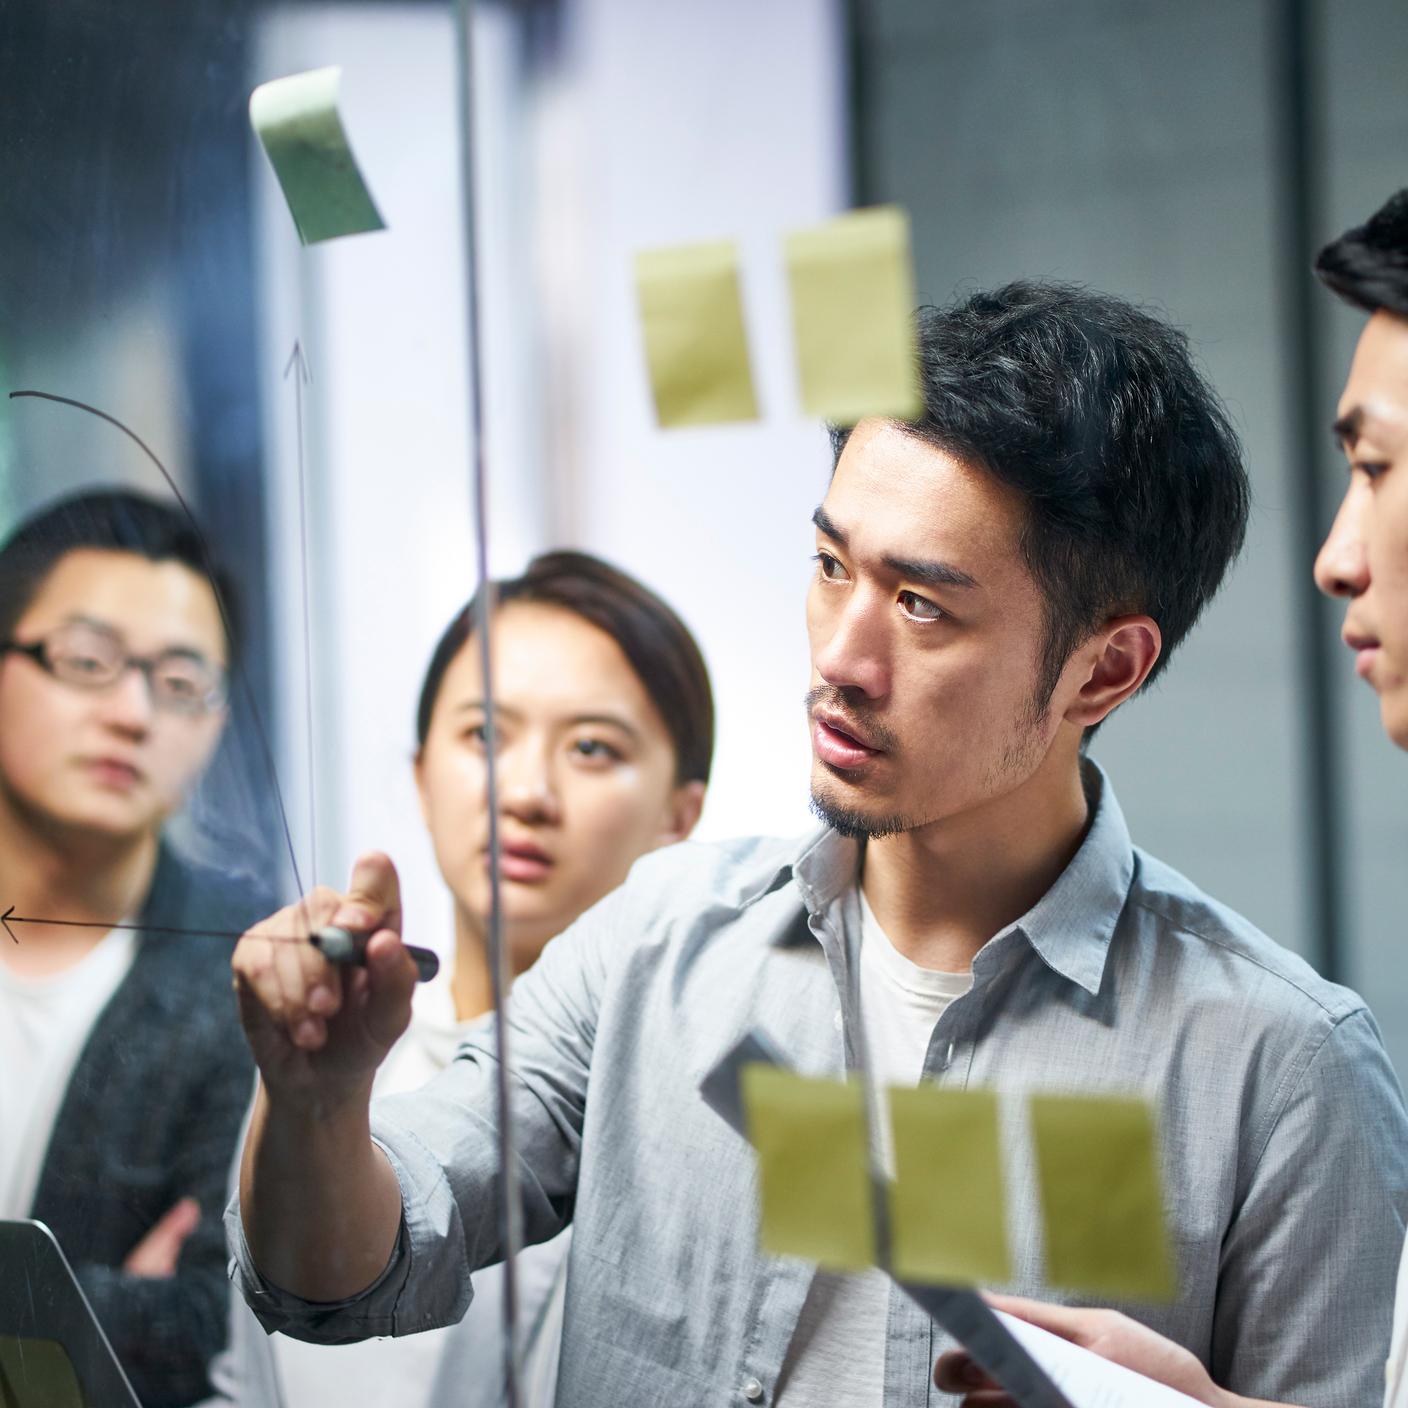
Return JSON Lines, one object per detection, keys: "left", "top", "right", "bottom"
{"left": 1381, "top": 682, "right": 1408, "bottom": 752}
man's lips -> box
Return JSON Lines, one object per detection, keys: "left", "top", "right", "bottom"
{"left": 812, "top": 713, "right": 883, "bottom": 770}
{"left": 79, "top": 757, "right": 144, "bottom": 789}
{"left": 1344, "top": 628, "right": 1383, "bottom": 681}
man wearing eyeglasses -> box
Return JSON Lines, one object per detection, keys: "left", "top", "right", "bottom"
{"left": 0, "top": 487, "right": 266, "bottom": 1408}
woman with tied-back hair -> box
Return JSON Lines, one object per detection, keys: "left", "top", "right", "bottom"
{"left": 0, "top": 487, "right": 271, "bottom": 1407}
{"left": 209, "top": 549, "right": 714, "bottom": 1407}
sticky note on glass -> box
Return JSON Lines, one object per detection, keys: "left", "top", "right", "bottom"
{"left": 888, "top": 1085, "right": 1011, "bottom": 1285}
{"left": 1031, "top": 1093, "right": 1175, "bottom": 1302}
{"left": 784, "top": 205, "right": 922, "bottom": 424}
{"left": 741, "top": 1064, "right": 875, "bottom": 1271}
{"left": 250, "top": 67, "right": 385, "bottom": 246}
{"left": 634, "top": 241, "right": 759, "bottom": 427}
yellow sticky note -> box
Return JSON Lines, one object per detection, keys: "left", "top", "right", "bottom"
{"left": 741, "top": 1064, "right": 876, "bottom": 1271}
{"left": 250, "top": 67, "right": 386, "bottom": 246}
{"left": 784, "top": 205, "right": 922, "bottom": 424}
{"left": 1030, "top": 1093, "right": 1176, "bottom": 1302}
{"left": 888, "top": 1085, "right": 1011, "bottom": 1285}
{"left": 634, "top": 241, "right": 759, "bottom": 427}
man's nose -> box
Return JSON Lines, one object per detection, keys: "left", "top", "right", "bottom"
{"left": 95, "top": 664, "right": 156, "bottom": 735}
{"left": 812, "top": 592, "right": 890, "bottom": 699}
{"left": 1314, "top": 483, "right": 1371, "bottom": 599}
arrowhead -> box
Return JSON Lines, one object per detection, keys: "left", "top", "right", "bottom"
{"left": 283, "top": 340, "right": 311, "bottom": 385}
{"left": 1, "top": 905, "right": 15, "bottom": 943}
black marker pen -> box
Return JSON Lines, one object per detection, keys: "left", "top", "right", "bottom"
{"left": 311, "top": 926, "right": 440, "bottom": 983}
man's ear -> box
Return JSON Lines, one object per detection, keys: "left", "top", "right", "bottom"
{"left": 655, "top": 779, "right": 706, "bottom": 848}
{"left": 1062, "top": 615, "right": 1162, "bottom": 730}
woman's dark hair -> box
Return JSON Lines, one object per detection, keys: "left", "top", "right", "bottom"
{"left": 831, "top": 281, "right": 1250, "bottom": 712}
{"left": 1315, "top": 190, "right": 1408, "bottom": 318}
{"left": 415, "top": 550, "right": 714, "bottom": 785}
{"left": 0, "top": 487, "right": 239, "bottom": 658}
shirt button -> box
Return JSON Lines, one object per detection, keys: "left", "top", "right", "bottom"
{"left": 833, "top": 1010, "right": 843, "bottom": 1032}
{"left": 742, "top": 1377, "right": 765, "bottom": 1402}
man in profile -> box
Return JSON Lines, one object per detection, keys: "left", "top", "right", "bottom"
{"left": 230, "top": 283, "right": 1405, "bottom": 1407}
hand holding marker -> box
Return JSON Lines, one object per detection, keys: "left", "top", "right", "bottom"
{"left": 311, "top": 925, "right": 440, "bottom": 983}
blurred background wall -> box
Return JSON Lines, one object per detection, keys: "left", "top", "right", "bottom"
{"left": 0, "top": 0, "right": 1404, "bottom": 1064}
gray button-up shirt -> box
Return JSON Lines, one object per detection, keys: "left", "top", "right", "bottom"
{"left": 231, "top": 765, "right": 1408, "bottom": 1407}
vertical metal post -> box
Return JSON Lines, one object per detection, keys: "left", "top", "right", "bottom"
{"left": 453, "top": 3, "right": 523, "bottom": 1403}
{"left": 1270, "top": 0, "right": 1343, "bottom": 980}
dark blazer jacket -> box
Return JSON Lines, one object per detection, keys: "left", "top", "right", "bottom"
{"left": 29, "top": 846, "right": 272, "bottom": 1407}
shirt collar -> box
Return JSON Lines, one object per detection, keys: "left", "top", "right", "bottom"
{"left": 995, "top": 758, "right": 1134, "bottom": 995}
{"left": 774, "top": 758, "right": 1134, "bottom": 995}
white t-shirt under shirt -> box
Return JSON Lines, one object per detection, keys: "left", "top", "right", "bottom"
{"left": 0, "top": 927, "right": 137, "bottom": 1219}
{"left": 776, "top": 888, "right": 973, "bottom": 1406}
{"left": 1386, "top": 1237, "right": 1408, "bottom": 1407}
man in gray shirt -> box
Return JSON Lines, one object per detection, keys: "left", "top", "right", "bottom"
{"left": 229, "top": 282, "right": 1408, "bottom": 1408}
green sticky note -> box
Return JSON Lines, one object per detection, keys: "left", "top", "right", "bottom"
{"left": 635, "top": 241, "right": 760, "bottom": 427}
{"left": 888, "top": 1085, "right": 1012, "bottom": 1285}
{"left": 741, "top": 1064, "right": 876, "bottom": 1271}
{"left": 0, "top": 1336, "right": 85, "bottom": 1408}
{"left": 784, "top": 204, "right": 922, "bottom": 424}
{"left": 250, "top": 67, "right": 386, "bottom": 246}
{"left": 1030, "top": 1093, "right": 1176, "bottom": 1302}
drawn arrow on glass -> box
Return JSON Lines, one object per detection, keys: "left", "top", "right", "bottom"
{"left": 284, "top": 339, "right": 319, "bottom": 889}
{"left": 0, "top": 906, "right": 257, "bottom": 945}
{"left": 0, "top": 905, "right": 440, "bottom": 980}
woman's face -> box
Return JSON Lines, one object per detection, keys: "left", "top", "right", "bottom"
{"left": 0, "top": 548, "right": 228, "bottom": 845}
{"left": 415, "top": 601, "right": 705, "bottom": 966}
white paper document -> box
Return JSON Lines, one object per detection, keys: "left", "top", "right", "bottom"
{"left": 994, "top": 1312, "right": 1207, "bottom": 1407}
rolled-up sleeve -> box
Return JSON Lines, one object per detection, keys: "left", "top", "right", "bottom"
{"left": 226, "top": 879, "right": 618, "bottom": 1344}
{"left": 225, "top": 1126, "right": 469, "bottom": 1342}
{"left": 1212, "top": 1005, "right": 1408, "bottom": 1407}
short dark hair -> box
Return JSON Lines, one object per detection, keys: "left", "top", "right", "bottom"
{"left": 1314, "top": 190, "right": 1408, "bottom": 318}
{"left": 416, "top": 550, "right": 714, "bottom": 785}
{"left": 0, "top": 487, "right": 239, "bottom": 658}
{"left": 830, "top": 281, "right": 1250, "bottom": 711}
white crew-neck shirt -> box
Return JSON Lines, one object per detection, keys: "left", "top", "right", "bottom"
{"left": 777, "top": 889, "right": 973, "bottom": 1406}
{"left": 0, "top": 928, "right": 137, "bottom": 1219}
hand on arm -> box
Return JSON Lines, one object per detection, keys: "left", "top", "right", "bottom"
{"left": 122, "top": 1196, "right": 200, "bottom": 1277}
{"left": 932, "top": 1296, "right": 1296, "bottom": 1408}
{"left": 233, "top": 852, "right": 418, "bottom": 1303}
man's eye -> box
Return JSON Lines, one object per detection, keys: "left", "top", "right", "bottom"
{"left": 898, "top": 590, "right": 944, "bottom": 622}
{"left": 813, "top": 551, "right": 846, "bottom": 581}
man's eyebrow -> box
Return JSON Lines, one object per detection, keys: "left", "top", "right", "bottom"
{"left": 811, "top": 507, "right": 978, "bottom": 589}
{"left": 882, "top": 554, "right": 979, "bottom": 591}
{"left": 812, "top": 505, "right": 846, "bottom": 545}
{"left": 63, "top": 614, "right": 216, "bottom": 662}
{"left": 1332, "top": 406, "right": 1363, "bottom": 449}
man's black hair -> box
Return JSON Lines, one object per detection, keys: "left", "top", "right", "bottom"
{"left": 416, "top": 550, "right": 715, "bottom": 786}
{"left": 0, "top": 487, "right": 239, "bottom": 659}
{"left": 831, "top": 281, "right": 1250, "bottom": 713}
{"left": 1314, "top": 189, "right": 1408, "bottom": 318}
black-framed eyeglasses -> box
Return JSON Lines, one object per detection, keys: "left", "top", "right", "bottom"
{"left": 1, "top": 620, "right": 227, "bottom": 716}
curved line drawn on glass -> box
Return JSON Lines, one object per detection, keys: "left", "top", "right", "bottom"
{"left": 6, "top": 388, "right": 310, "bottom": 913}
